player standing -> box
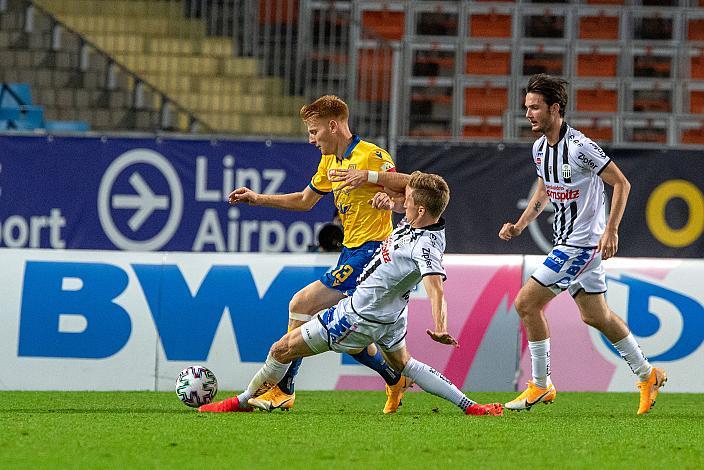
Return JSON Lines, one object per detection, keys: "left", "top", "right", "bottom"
{"left": 499, "top": 74, "right": 666, "bottom": 414}
{"left": 202, "top": 172, "right": 503, "bottom": 416}
{"left": 228, "top": 95, "right": 412, "bottom": 412}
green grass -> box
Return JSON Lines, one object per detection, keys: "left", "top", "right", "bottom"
{"left": 2, "top": 391, "right": 703, "bottom": 469}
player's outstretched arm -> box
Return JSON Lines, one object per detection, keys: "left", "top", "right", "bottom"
{"left": 499, "top": 178, "right": 549, "bottom": 240}
{"left": 228, "top": 185, "right": 323, "bottom": 212}
{"left": 423, "top": 274, "right": 458, "bottom": 347}
{"left": 597, "top": 162, "right": 631, "bottom": 260}
{"left": 329, "top": 168, "right": 411, "bottom": 194}
{"left": 369, "top": 191, "right": 405, "bottom": 213}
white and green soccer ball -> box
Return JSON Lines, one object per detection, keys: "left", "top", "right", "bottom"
{"left": 175, "top": 365, "right": 218, "bottom": 408}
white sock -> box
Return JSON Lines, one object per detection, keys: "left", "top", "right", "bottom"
{"left": 237, "top": 353, "right": 290, "bottom": 407}
{"left": 402, "top": 357, "right": 476, "bottom": 412}
{"left": 528, "top": 339, "right": 552, "bottom": 388}
{"left": 613, "top": 334, "right": 652, "bottom": 381}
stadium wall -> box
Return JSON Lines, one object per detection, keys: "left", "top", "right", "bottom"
{"left": 2, "top": 249, "right": 701, "bottom": 392}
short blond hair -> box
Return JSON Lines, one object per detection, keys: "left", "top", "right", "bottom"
{"left": 409, "top": 171, "right": 450, "bottom": 218}
{"left": 300, "top": 95, "right": 349, "bottom": 122}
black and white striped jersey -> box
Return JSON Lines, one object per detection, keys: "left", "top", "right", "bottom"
{"left": 532, "top": 122, "right": 612, "bottom": 248}
{"left": 350, "top": 217, "right": 447, "bottom": 323}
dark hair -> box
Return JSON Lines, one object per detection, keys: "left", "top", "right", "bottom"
{"left": 525, "top": 74, "right": 569, "bottom": 117}
{"left": 408, "top": 171, "right": 450, "bottom": 218}
{"left": 317, "top": 223, "right": 343, "bottom": 252}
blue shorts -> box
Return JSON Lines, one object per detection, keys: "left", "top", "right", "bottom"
{"left": 320, "top": 240, "right": 381, "bottom": 296}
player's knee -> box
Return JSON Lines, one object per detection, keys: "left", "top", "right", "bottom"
{"left": 580, "top": 311, "right": 603, "bottom": 329}
{"left": 270, "top": 338, "right": 291, "bottom": 362}
{"left": 514, "top": 296, "right": 538, "bottom": 318}
{"left": 289, "top": 292, "right": 312, "bottom": 315}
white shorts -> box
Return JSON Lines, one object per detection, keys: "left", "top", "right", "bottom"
{"left": 532, "top": 245, "right": 607, "bottom": 297}
{"left": 301, "top": 297, "right": 408, "bottom": 354}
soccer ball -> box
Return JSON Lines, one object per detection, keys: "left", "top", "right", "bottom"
{"left": 175, "top": 365, "right": 218, "bottom": 408}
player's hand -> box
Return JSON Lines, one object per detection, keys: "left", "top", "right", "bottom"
{"left": 369, "top": 192, "right": 393, "bottom": 210}
{"left": 597, "top": 230, "right": 619, "bottom": 260}
{"left": 328, "top": 168, "right": 368, "bottom": 190}
{"left": 499, "top": 223, "right": 522, "bottom": 240}
{"left": 426, "top": 329, "right": 459, "bottom": 347}
{"left": 228, "top": 187, "right": 258, "bottom": 205}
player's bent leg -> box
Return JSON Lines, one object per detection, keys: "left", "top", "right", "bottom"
{"left": 269, "top": 281, "right": 346, "bottom": 406}
{"left": 250, "top": 323, "right": 325, "bottom": 412}
{"left": 386, "top": 348, "right": 502, "bottom": 416}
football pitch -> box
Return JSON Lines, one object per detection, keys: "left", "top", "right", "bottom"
{"left": 2, "top": 391, "right": 702, "bottom": 469}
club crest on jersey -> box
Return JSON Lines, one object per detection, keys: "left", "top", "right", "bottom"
{"left": 536, "top": 156, "right": 542, "bottom": 165}
{"left": 562, "top": 164, "right": 571, "bottom": 179}
{"left": 380, "top": 162, "right": 394, "bottom": 171}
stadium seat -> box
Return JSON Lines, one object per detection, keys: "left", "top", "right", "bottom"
{"left": 462, "top": 121, "right": 503, "bottom": 139}
{"left": 576, "top": 51, "right": 617, "bottom": 77}
{"left": 576, "top": 87, "right": 618, "bottom": 113}
{"left": 45, "top": 120, "right": 91, "bottom": 132}
{"left": 357, "top": 49, "right": 393, "bottom": 102}
{"left": 690, "top": 90, "right": 704, "bottom": 114}
{"left": 469, "top": 12, "right": 512, "bottom": 38}
{"left": 692, "top": 55, "right": 704, "bottom": 80}
{"left": 362, "top": 10, "right": 405, "bottom": 40}
{"left": 413, "top": 50, "right": 455, "bottom": 77}
{"left": 0, "top": 83, "right": 32, "bottom": 107}
{"left": 523, "top": 50, "right": 564, "bottom": 76}
{"left": 688, "top": 19, "right": 704, "bottom": 41}
{"left": 579, "top": 14, "right": 619, "bottom": 40}
{"left": 464, "top": 85, "right": 508, "bottom": 117}
{"left": 0, "top": 105, "right": 45, "bottom": 130}
{"left": 682, "top": 124, "right": 704, "bottom": 144}
{"left": 633, "top": 89, "right": 671, "bottom": 113}
{"left": 466, "top": 48, "right": 511, "bottom": 76}
{"left": 259, "top": 0, "right": 298, "bottom": 25}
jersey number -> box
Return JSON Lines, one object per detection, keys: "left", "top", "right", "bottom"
{"left": 331, "top": 265, "right": 354, "bottom": 286}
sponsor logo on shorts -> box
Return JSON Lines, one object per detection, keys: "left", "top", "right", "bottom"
{"left": 544, "top": 249, "right": 570, "bottom": 273}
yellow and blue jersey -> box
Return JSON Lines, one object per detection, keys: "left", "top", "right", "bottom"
{"left": 309, "top": 135, "right": 396, "bottom": 249}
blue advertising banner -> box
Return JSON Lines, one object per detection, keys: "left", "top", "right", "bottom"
{"left": 0, "top": 135, "right": 333, "bottom": 252}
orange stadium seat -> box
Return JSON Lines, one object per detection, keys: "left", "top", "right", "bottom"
{"left": 463, "top": 122, "right": 503, "bottom": 138}
{"left": 362, "top": 10, "right": 405, "bottom": 40}
{"left": 469, "top": 12, "right": 512, "bottom": 38}
{"left": 466, "top": 50, "right": 511, "bottom": 75}
{"left": 464, "top": 86, "right": 508, "bottom": 116}
{"left": 692, "top": 54, "right": 704, "bottom": 79}
{"left": 579, "top": 15, "right": 619, "bottom": 40}
{"left": 691, "top": 91, "right": 704, "bottom": 114}
{"left": 577, "top": 52, "right": 618, "bottom": 77}
{"left": 259, "top": 0, "right": 298, "bottom": 25}
{"left": 576, "top": 121, "right": 613, "bottom": 142}
{"left": 356, "top": 50, "right": 392, "bottom": 102}
{"left": 576, "top": 88, "right": 618, "bottom": 113}
{"left": 689, "top": 20, "right": 704, "bottom": 41}
{"left": 682, "top": 125, "right": 704, "bottom": 144}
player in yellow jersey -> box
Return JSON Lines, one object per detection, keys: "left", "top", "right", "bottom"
{"left": 227, "top": 95, "right": 412, "bottom": 412}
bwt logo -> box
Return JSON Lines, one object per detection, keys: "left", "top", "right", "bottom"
{"left": 17, "top": 261, "right": 329, "bottom": 361}
{"left": 602, "top": 275, "right": 704, "bottom": 361}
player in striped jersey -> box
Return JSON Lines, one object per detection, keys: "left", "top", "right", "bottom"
{"left": 200, "top": 172, "right": 503, "bottom": 416}
{"left": 499, "top": 74, "right": 666, "bottom": 415}
{"left": 226, "top": 95, "right": 413, "bottom": 412}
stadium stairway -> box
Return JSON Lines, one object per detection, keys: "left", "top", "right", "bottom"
{"left": 0, "top": 0, "right": 179, "bottom": 131}
{"left": 32, "top": 0, "right": 306, "bottom": 135}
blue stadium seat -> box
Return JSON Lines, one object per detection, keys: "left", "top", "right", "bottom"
{"left": 0, "top": 105, "right": 45, "bottom": 130}
{"left": 0, "top": 83, "right": 33, "bottom": 107}
{"left": 45, "top": 120, "right": 91, "bottom": 132}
